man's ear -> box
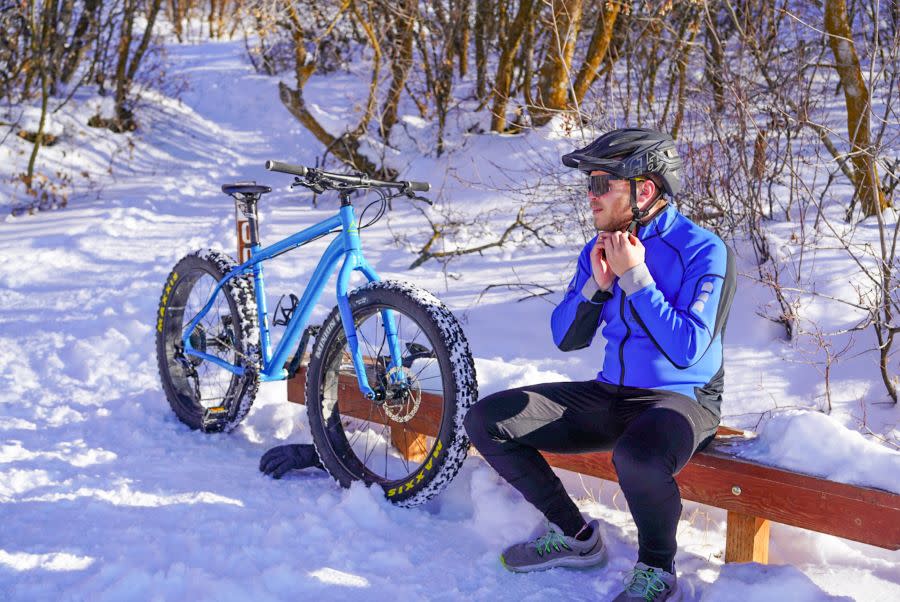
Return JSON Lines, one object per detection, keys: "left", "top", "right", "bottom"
{"left": 638, "top": 179, "right": 658, "bottom": 208}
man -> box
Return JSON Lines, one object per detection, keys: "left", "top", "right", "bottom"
{"left": 463, "top": 128, "right": 736, "bottom": 601}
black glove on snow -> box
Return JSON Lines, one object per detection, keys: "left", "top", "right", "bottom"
{"left": 259, "top": 444, "right": 325, "bottom": 479}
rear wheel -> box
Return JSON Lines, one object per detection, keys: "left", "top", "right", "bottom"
{"left": 155, "top": 250, "right": 260, "bottom": 432}
{"left": 305, "top": 281, "right": 477, "bottom": 507}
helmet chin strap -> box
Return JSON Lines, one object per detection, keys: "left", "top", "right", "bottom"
{"left": 626, "top": 179, "right": 651, "bottom": 235}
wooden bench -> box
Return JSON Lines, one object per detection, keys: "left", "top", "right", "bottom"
{"left": 287, "top": 368, "right": 900, "bottom": 563}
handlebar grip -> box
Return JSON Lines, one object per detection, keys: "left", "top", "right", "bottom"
{"left": 407, "top": 181, "right": 430, "bottom": 192}
{"left": 265, "top": 160, "right": 308, "bottom": 177}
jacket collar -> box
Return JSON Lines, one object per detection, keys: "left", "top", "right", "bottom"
{"left": 636, "top": 202, "right": 677, "bottom": 241}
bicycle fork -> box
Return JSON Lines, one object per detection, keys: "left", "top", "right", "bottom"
{"left": 335, "top": 203, "right": 406, "bottom": 401}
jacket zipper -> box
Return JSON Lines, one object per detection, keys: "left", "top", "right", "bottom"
{"left": 618, "top": 292, "right": 630, "bottom": 385}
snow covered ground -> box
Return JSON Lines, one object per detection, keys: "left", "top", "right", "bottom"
{"left": 1, "top": 35, "right": 898, "bottom": 601}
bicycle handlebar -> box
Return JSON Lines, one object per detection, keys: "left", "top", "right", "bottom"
{"left": 265, "top": 160, "right": 430, "bottom": 193}
{"left": 265, "top": 160, "right": 307, "bottom": 177}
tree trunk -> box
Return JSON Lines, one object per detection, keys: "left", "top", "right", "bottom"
{"left": 432, "top": 0, "right": 467, "bottom": 154}
{"left": 125, "top": 0, "right": 162, "bottom": 84}
{"left": 46, "top": 0, "right": 75, "bottom": 95}
{"left": 60, "top": 0, "right": 103, "bottom": 85}
{"left": 489, "top": 0, "right": 534, "bottom": 132}
{"left": 571, "top": 0, "right": 621, "bottom": 106}
{"left": 456, "top": 0, "right": 470, "bottom": 78}
{"left": 171, "top": 0, "right": 183, "bottom": 42}
{"left": 824, "top": 0, "right": 887, "bottom": 216}
{"left": 670, "top": 16, "right": 700, "bottom": 139}
{"left": 25, "top": 1, "right": 52, "bottom": 188}
{"left": 108, "top": 0, "right": 161, "bottom": 131}
{"left": 207, "top": 0, "right": 215, "bottom": 38}
{"left": 380, "top": 0, "right": 417, "bottom": 141}
{"left": 474, "top": 0, "right": 490, "bottom": 99}
{"left": 531, "top": 0, "right": 583, "bottom": 127}
{"left": 349, "top": 0, "right": 382, "bottom": 138}
{"left": 704, "top": 8, "right": 726, "bottom": 114}
{"left": 283, "top": 0, "right": 320, "bottom": 88}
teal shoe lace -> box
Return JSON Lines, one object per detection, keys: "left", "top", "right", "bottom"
{"left": 623, "top": 567, "right": 668, "bottom": 601}
{"left": 533, "top": 529, "right": 572, "bottom": 557}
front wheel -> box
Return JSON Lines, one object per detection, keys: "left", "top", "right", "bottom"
{"left": 305, "top": 281, "right": 477, "bottom": 507}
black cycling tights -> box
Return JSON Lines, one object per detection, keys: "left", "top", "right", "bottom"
{"left": 464, "top": 379, "right": 718, "bottom": 572}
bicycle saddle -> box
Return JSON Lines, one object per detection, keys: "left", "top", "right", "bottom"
{"left": 222, "top": 181, "right": 272, "bottom": 196}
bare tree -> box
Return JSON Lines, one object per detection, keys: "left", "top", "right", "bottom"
{"left": 530, "top": 0, "right": 583, "bottom": 127}
{"left": 489, "top": 0, "right": 535, "bottom": 132}
{"left": 824, "top": 0, "right": 889, "bottom": 216}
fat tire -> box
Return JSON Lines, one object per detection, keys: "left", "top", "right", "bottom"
{"left": 155, "top": 249, "right": 260, "bottom": 432}
{"left": 305, "top": 280, "right": 477, "bottom": 507}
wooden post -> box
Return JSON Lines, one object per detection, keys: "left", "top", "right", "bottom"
{"left": 725, "top": 511, "right": 770, "bottom": 563}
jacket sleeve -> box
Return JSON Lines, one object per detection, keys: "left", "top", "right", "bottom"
{"left": 622, "top": 241, "right": 736, "bottom": 367}
{"left": 619, "top": 242, "right": 736, "bottom": 368}
{"left": 551, "top": 240, "right": 612, "bottom": 351}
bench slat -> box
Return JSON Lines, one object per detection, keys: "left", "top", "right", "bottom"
{"left": 542, "top": 447, "right": 900, "bottom": 551}
{"left": 288, "top": 370, "right": 900, "bottom": 552}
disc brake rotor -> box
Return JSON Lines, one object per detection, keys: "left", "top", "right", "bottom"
{"left": 381, "top": 367, "right": 421, "bottom": 423}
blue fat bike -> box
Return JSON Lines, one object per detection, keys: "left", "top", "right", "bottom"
{"left": 155, "top": 161, "right": 477, "bottom": 506}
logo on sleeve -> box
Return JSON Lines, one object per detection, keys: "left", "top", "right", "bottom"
{"left": 691, "top": 280, "right": 716, "bottom": 314}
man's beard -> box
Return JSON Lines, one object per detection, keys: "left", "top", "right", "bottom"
{"left": 594, "top": 211, "right": 632, "bottom": 233}
{"left": 594, "top": 199, "right": 666, "bottom": 232}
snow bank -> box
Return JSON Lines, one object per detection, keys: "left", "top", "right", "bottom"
{"left": 735, "top": 409, "right": 900, "bottom": 494}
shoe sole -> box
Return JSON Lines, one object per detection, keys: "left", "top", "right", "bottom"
{"left": 500, "top": 544, "right": 608, "bottom": 573}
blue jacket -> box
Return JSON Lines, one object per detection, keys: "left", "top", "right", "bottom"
{"left": 551, "top": 203, "right": 736, "bottom": 417}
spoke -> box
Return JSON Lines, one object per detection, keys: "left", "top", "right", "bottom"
{"left": 414, "top": 433, "right": 428, "bottom": 458}
{"left": 364, "top": 409, "right": 389, "bottom": 469}
{"left": 346, "top": 416, "right": 366, "bottom": 449}
{"left": 413, "top": 357, "right": 437, "bottom": 380}
{"left": 359, "top": 391, "right": 377, "bottom": 467}
{"left": 407, "top": 323, "right": 425, "bottom": 349}
{"left": 358, "top": 315, "right": 380, "bottom": 364}
{"left": 414, "top": 375, "right": 442, "bottom": 382}
{"left": 397, "top": 424, "right": 411, "bottom": 475}
{"left": 374, "top": 312, "right": 387, "bottom": 365}
{"left": 383, "top": 416, "right": 389, "bottom": 478}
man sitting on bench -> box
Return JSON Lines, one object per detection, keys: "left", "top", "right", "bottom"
{"left": 464, "top": 128, "right": 737, "bottom": 602}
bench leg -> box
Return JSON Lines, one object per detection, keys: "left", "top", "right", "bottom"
{"left": 391, "top": 428, "right": 428, "bottom": 463}
{"left": 725, "top": 511, "right": 770, "bottom": 563}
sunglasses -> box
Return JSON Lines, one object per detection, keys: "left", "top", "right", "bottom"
{"left": 587, "top": 175, "right": 646, "bottom": 196}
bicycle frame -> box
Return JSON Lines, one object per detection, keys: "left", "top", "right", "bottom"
{"left": 181, "top": 202, "right": 404, "bottom": 399}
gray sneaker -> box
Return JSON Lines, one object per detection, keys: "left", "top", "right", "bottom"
{"left": 612, "top": 562, "right": 680, "bottom": 601}
{"left": 499, "top": 519, "right": 607, "bottom": 573}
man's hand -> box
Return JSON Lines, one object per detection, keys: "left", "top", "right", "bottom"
{"left": 598, "top": 231, "right": 645, "bottom": 276}
{"left": 590, "top": 237, "right": 616, "bottom": 291}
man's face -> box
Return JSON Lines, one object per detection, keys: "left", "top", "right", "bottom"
{"left": 588, "top": 170, "right": 634, "bottom": 232}
{"left": 587, "top": 170, "right": 657, "bottom": 232}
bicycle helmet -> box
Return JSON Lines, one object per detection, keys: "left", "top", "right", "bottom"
{"left": 563, "top": 128, "right": 683, "bottom": 233}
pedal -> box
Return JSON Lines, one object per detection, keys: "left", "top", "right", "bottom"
{"left": 202, "top": 406, "right": 229, "bottom": 431}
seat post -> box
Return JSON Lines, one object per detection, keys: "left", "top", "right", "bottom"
{"left": 234, "top": 193, "right": 261, "bottom": 248}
